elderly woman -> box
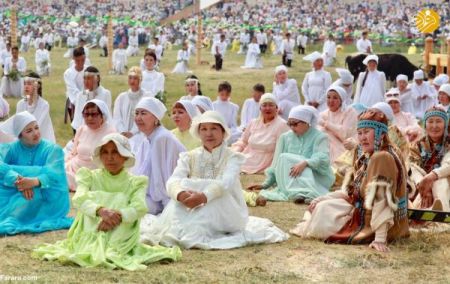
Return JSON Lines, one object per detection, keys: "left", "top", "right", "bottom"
{"left": 16, "top": 71, "right": 55, "bottom": 142}
{"left": 248, "top": 105, "right": 334, "bottom": 202}
{"left": 180, "top": 75, "right": 203, "bottom": 100}
{"left": 34, "top": 133, "right": 181, "bottom": 270}
{"left": 171, "top": 100, "right": 201, "bottom": 150}
{"left": 232, "top": 93, "right": 290, "bottom": 174}
{"left": 385, "top": 89, "right": 422, "bottom": 142}
{"left": 130, "top": 97, "right": 186, "bottom": 215}
{"left": 113, "top": 67, "right": 150, "bottom": 139}
{"left": 409, "top": 107, "right": 450, "bottom": 212}
{"left": 437, "top": 83, "right": 450, "bottom": 112}
{"left": 140, "top": 111, "right": 288, "bottom": 249}
{"left": 0, "top": 112, "right": 72, "bottom": 235}
{"left": 318, "top": 85, "right": 358, "bottom": 163}
{"left": 272, "top": 65, "right": 300, "bottom": 120}
{"left": 354, "top": 55, "right": 386, "bottom": 107}
{"left": 291, "top": 109, "right": 409, "bottom": 252}
{"left": 301, "top": 51, "right": 332, "bottom": 112}
{"left": 65, "top": 99, "right": 116, "bottom": 191}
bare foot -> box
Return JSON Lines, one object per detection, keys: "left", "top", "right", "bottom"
{"left": 369, "top": 241, "right": 390, "bottom": 253}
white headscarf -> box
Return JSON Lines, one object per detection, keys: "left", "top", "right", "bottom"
{"left": 384, "top": 88, "right": 401, "bottom": 103}
{"left": 189, "top": 111, "right": 230, "bottom": 141}
{"left": 175, "top": 100, "right": 200, "bottom": 120}
{"left": 336, "top": 68, "right": 354, "bottom": 84}
{"left": 439, "top": 83, "right": 450, "bottom": 96}
{"left": 288, "top": 105, "right": 318, "bottom": 127}
{"left": 135, "top": 97, "right": 167, "bottom": 120}
{"left": 259, "top": 93, "right": 278, "bottom": 105}
{"left": 303, "top": 51, "right": 323, "bottom": 63}
{"left": 82, "top": 99, "right": 111, "bottom": 123}
{"left": 0, "top": 111, "right": 37, "bottom": 137}
{"left": 433, "top": 74, "right": 449, "bottom": 87}
{"left": 191, "top": 96, "right": 214, "bottom": 112}
{"left": 396, "top": 74, "right": 408, "bottom": 82}
{"left": 371, "top": 102, "right": 394, "bottom": 121}
{"left": 326, "top": 85, "right": 348, "bottom": 110}
{"left": 274, "top": 65, "right": 288, "bottom": 74}
{"left": 413, "top": 70, "right": 424, "bottom": 80}
{"left": 362, "top": 54, "right": 379, "bottom": 65}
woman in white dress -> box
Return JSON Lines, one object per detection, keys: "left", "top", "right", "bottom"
{"left": 272, "top": 65, "right": 300, "bottom": 120}
{"left": 354, "top": 54, "right": 386, "bottom": 107}
{"left": 112, "top": 43, "right": 128, "bottom": 75}
{"left": 322, "top": 34, "right": 336, "bottom": 67}
{"left": 35, "top": 42, "right": 51, "bottom": 76}
{"left": 16, "top": 72, "right": 55, "bottom": 142}
{"left": 396, "top": 74, "right": 414, "bottom": 114}
{"left": 172, "top": 42, "right": 191, "bottom": 74}
{"left": 141, "top": 52, "right": 165, "bottom": 97}
{"left": 1, "top": 46, "right": 26, "bottom": 98}
{"left": 241, "top": 37, "right": 262, "bottom": 69}
{"left": 140, "top": 111, "right": 288, "bottom": 249}
{"left": 180, "top": 75, "right": 203, "bottom": 100}
{"left": 301, "top": 51, "right": 332, "bottom": 112}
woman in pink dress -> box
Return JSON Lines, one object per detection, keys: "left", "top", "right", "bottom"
{"left": 65, "top": 99, "right": 116, "bottom": 191}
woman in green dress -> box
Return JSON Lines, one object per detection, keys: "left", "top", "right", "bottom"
{"left": 33, "top": 133, "right": 181, "bottom": 270}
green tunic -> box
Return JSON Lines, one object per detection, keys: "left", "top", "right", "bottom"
{"left": 260, "top": 129, "right": 335, "bottom": 201}
{"left": 33, "top": 168, "right": 181, "bottom": 271}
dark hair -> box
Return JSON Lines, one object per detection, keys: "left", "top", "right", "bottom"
{"left": 11, "top": 46, "right": 19, "bottom": 52}
{"left": 218, "top": 81, "right": 232, "bottom": 93}
{"left": 172, "top": 102, "right": 187, "bottom": 111}
{"left": 85, "top": 66, "right": 101, "bottom": 86}
{"left": 83, "top": 102, "right": 103, "bottom": 116}
{"left": 144, "top": 51, "right": 157, "bottom": 62}
{"left": 186, "top": 74, "right": 203, "bottom": 96}
{"left": 25, "top": 71, "right": 42, "bottom": 97}
{"left": 253, "top": 83, "right": 265, "bottom": 93}
{"left": 73, "top": 46, "right": 85, "bottom": 57}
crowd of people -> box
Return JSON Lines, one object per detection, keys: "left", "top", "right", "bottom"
{"left": 0, "top": 0, "right": 449, "bottom": 273}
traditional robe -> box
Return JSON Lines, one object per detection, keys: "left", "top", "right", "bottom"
{"left": 141, "top": 70, "right": 165, "bottom": 97}
{"left": 302, "top": 69, "right": 332, "bottom": 112}
{"left": 71, "top": 86, "right": 112, "bottom": 131}
{"left": 35, "top": 48, "right": 51, "bottom": 76}
{"left": 398, "top": 87, "right": 415, "bottom": 115}
{"left": 212, "top": 100, "right": 241, "bottom": 144}
{"left": 239, "top": 98, "right": 260, "bottom": 130}
{"left": 172, "top": 49, "right": 190, "bottom": 74}
{"left": 63, "top": 65, "right": 88, "bottom": 105}
{"left": 273, "top": 78, "right": 301, "bottom": 120}
{"left": 0, "top": 139, "right": 73, "bottom": 235}
{"left": 322, "top": 40, "right": 336, "bottom": 66}
{"left": 127, "top": 35, "right": 139, "bottom": 56}
{"left": 33, "top": 168, "right": 181, "bottom": 270}
{"left": 241, "top": 43, "right": 262, "bottom": 69}
{"left": 354, "top": 70, "right": 386, "bottom": 107}
{"left": 16, "top": 97, "right": 56, "bottom": 142}
{"left": 113, "top": 89, "right": 148, "bottom": 135}
{"left": 112, "top": 48, "right": 127, "bottom": 74}
{"left": 411, "top": 81, "right": 436, "bottom": 118}
{"left": 1, "top": 57, "right": 26, "bottom": 98}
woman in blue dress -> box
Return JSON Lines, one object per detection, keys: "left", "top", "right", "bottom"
{"left": 0, "top": 111, "right": 73, "bottom": 235}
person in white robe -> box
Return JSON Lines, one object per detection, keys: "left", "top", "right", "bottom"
{"left": 0, "top": 94, "right": 9, "bottom": 120}
{"left": 130, "top": 97, "right": 186, "bottom": 215}
{"left": 241, "top": 37, "right": 262, "bottom": 69}
{"left": 71, "top": 66, "right": 112, "bottom": 131}
{"left": 281, "top": 33, "right": 295, "bottom": 67}
{"left": 0, "top": 43, "right": 11, "bottom": 67}
{"left": 141, "top": 52, "right": 165, "bottom": 97}
{"left": 437, "top": 83, "right": 450, "bottom": 112}
{"left": 1, "top": 47, "right": 26, "bottom": 98}
{"left": 113, "top": 67, "right": 149, "bottom": 138}
{"left": 396, "top": 74, "right": 415, "bottom": 114}
{"left": 354, "top": 54, "right": 386, "bottom": 107}
{"left": 126, "top": 32, "right": 139, "bottom": 57}
{"left": 301, "top": 51, "right": 332, "bottom": 112}
{"left": 192, "top": 96, "right": 214, "bottom": 113}
{"left": 112, "top": 43, "right": 127, "bottom": 75}
{"left": 273, "top": 65, "right": 301, "bottom": 120}
{"left": 15, "top": 73, "right": 55, "bottom": 142}
{"left": 296, "top": 33, "right": 307, "bottom": 54}
{"left": 356, "top": 31, "right": 372, "bottom": 53}
{"left": 64, "top": 33, "right": 78, "bottom": 58}
{"left": 139, "top": 111, "right": 289, "bottom": 249}
{"left": 411, "top": 70, "right": 436, "bottom": 118}
{"left": 431, "top": 74, "right": 449, "bottom": 100}
{"left": 98, "top": 32, "right": 108, "bottom": 57}
{"left": 35, "top": 42, "right": 51, "bottom": 76}
{"left": 237, "top": 30, "right": 250, "bottom": 55}
{"left": 148, "top": 37, "right": 163, "bottom": 63}
{"left": 172, "top": 42, "right": 191, "bottom": 74}
{"left": 334, "top": 68, "right": 354, "bottom": 106}
{"left": 181, "top": 76, "right": 203, "bottom": 100}
{"left": 188, "top": 32, "right": 197, "bottom": 56}
{"left": 240, "top": 83, "right": 265, "bottom": 131}
{"left": 273, "top": 32, "right": 283, "bottom": 55}
{"left": 322, "top": 35, "right": 336, "bottom": 67}
{"left": 212, "top": 82, "right": 241, "bottom": 144}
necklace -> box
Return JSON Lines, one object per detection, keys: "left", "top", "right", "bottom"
{"left": 198, "top": 145, "right": 224, "bottom": 179}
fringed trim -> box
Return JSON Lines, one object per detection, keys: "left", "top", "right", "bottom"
{"left": 364, "top": 177, "right": 398, "bottom": 211}
{"left": 340, "top": 168, "right": 354, "bottom": 194}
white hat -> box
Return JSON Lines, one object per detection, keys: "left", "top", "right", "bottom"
{"left": 288, "top": 105, "right": 318, "bottom": 127}
{"left": 433, "top": 74, "right": 449, "bottom": 86}
{"left": 362, "top": 54, "right": 379, "bottom": 65}
{"left": 82, "top": 99, "right": 111, "bottom": 123}
{"left": 396, "top": 74, "right": 408, "bottom": 82}
{"left": 438, "top": 83, "right": 450, "bottom": 96}
{"left": 0, "top": 111, "right": 37, "bottom": 137}
{"left": 371, "top": 102, "right": 394, "bottom": 121}
{"left": 93, "top": 133, "right": 135, "bottom": 168}
{"left": 326, "top": 85, "right": 348, "bottom": 109}
{"left": 274, "top": 65, "right": 288, "bottom": 74}
{"left": 174, "top": 100, "right": 200, "bottom": 120}
{"left": 336, "top": 68, "right": 353, "bottom": 84}
{"left": 191, "top": 96, "right": 213, "bottom": 113}
{"left": 259, "top": 93, "right": 278, "bottom": 105}
{"left": 135, "top": 97, "right": 167, "bottom": 120}
{"left": 189, "top": 111, "right": 230, "bottom": 141}
{"left": 303, "top": 51, "right": 323, "bottom": 63}
{"left": 384, "top": 88, "right": 401, "bottom": 103}
{"left": 413, "top": 70, "right": 424, "bottom": 80}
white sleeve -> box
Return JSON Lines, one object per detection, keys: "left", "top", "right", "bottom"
{"left": 302, "top": 73, "right": 310, "bottom": 102}
{"left": 64, "top": 70, "right": 80, "bottom": 104}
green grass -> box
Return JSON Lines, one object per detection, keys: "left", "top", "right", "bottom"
{"left": 1, "top": 44, "right": 449, "bottom": 283}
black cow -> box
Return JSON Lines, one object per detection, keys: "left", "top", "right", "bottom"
{"left": 345, "top": 54, "right": 419, "bottom": 82}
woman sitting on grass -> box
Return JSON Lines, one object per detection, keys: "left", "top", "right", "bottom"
{"left": 33, "top": 133, "right": 181, "bottom": 270}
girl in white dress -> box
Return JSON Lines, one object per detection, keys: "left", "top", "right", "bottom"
{"left": 241, "top": 37, "right": 262, "bottom": 69}
{"left": 141, "top": 52, "right": 165, "bottom": 97}
{"left": 172, "top": 42, "right": 191, "bottom": 74}
{"left": 354, "top": 54, "right": 386, "bottom": 107}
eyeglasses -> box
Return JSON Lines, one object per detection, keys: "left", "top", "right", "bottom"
{"left": 287, "top": 121, "right": 302, "bottom": 127}
{"left": 82, "top": 112, "right": 101, "bottom": 118}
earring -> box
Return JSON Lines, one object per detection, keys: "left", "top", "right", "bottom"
{"left": 154, "top": 120, "right": 159, "bottom": 126}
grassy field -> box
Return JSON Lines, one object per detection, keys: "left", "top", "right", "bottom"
{"left": 1, "top": 44, "right": 449, "bottom": 283}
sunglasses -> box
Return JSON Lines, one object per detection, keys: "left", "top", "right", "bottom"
{"left": 82, "top": 112, "right": 101, "bottom": 118}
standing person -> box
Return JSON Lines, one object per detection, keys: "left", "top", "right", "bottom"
{"left": 63, "top": 47, "right": 88, "bottom": 125}
{"left": 64, "top": 32, "right": 78, "bottom": 58}
{"left": 322, "top": 34, "right": 336, "bottom": 67}
{"left": 273, "top": 65, "right": 301, "bottom": 120}
{"left": 0, "top": 93, "right": 8, "bottom": 121}
{"left": 43, "top": 30, "right": 54, "bottom": 51}
{"left": 356, "top": 31, "right": 373, "bottom": 54}
{"left": 35, "top": 41, "right": 51, "bottom": 76}
{"left": 20, "top": 31, "right": 31, "bottom": 53}
{"left": 297, "top": 32, "right": 307, "bottom": 54}
{"left": 396, "top": 74, "right": 414, "bottom": 114}
{"left": 141, "top": 52, "right": 165, "bottom": 97}
{"left": 148, "top": 37, "right": 163, "bottom": 64}
{"left": 241, "top": 36, "right": 262, "bottom": 69}
{"left": 1, "top": 46, "right": 26, "bottom": 98}
{"left": 354, "top": 55, "right": 386, "bottom": 107}
{"left": 98, "top": 31, "right": 108, "bottom": 57}
{"left": 257, "top": 29, "right": 268, "bottom": 54}
{"left": 273, "top": 31, "right": 283, "bottom": 55}
{"left": 16, "top": 72, "right": 55, "bottom": 142}
{"left": 238, "top": 29, "right": 250, "bottom": 55}
{"left": 301, "top": 51, "right": 332, "bottom": 112}
{"left": 172, "top": 41, "right": 191, "bottom": 74}
{"left": 211, "top": 34, "right": 227, "bottom": 71}
{"left": 127, "top": 31, "right": 139, "bottom": 57}
{"left": 281, "top": 33, "right": 295, "bottom": 67}
{"left": 112, "top": 43, "right": 127, "bottom": 75}
{"left": 411, "top": 70, "right": 436, "bottom": 118}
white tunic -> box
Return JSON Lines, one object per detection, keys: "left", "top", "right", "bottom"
{"left": 333, "top": 79, "right": 353, "bottom": 106}
{"left": 113, "top": 89, "right": 149, "bottom": 134}
{"left": 356, "top": 38, "right": 372, "bottom": 53}
{"left": 126, "top": 35, "right": 139, "bottom": 56}
{"left": 281, "top": 39, "right": 295, "bottom": 59}
{"left": 63, "top": 65, "right": 87, "bottom": 104}
{"left": 398, "top": 87, "right": 415, "bottom": 115}
{"left": 273, "top": 35, "right": 283, "bottom": 55}
{"left": 241, "top": 43, "right": 262, "bottom": 69}
{"left": 354, "top": 70, "right": 386, "bottom": 107}
{"left": 141, "top": 70, "right": 165, "bottom": 97}
{"left": 411, "top": 81, "right": 436, "bottom": 118}
{"left": 16, "top": 97, "right": 55, "bottom": 142}
{"left": 274, "top": 78, "right": 301, "bottom": 120}
{"left": 1, "top": 57, "right": 26, "bottom": 98}
{"left": 212, "top": 100, "right": 241, "bottom": 144}
{"left": 0, "top": 96, "right": 9, "bottom": 118}
{"left": 148, "top": 44, "right": 163, "bottom": 61}
{"left": 112, "top": 48, "right": 127, "bottom": 74}
{"left": 322, "top": 40, "right": 336, "bottom": 66}
{"left": 211, "top": 41, "right": 227, "bottom": 56}
{"left": 172, "top": 50, "right": 190, "bottom": 74}
{"left": 301, "top": 69, "right": 332, "bottom": 112}
{"left": 71, "top": 86, "right": 112, "bottom": 130}
{"left": 239, "top": 98, "right": 260, "bottom": 130}
{"left": 35, "top": 49, "right": 51, "bottom": 76}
